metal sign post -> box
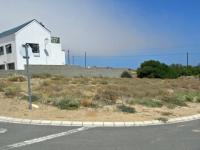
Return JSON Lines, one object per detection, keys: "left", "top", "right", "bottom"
{"left": 23, "top": 44, "right": 32, "bottom": 110}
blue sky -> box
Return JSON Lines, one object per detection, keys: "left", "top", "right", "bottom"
{"left": 0, "top": 0, "right": 200, "bottom": 68}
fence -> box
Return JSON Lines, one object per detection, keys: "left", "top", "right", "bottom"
{"left": 0, "top": 65, "right": 127, "bottom": 78}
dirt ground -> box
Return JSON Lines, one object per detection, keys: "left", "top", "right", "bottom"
{"left": 0, "top": 76, "right": 200, "bottom": 121}
{"left": 0, "top": 95, "right": 200, "bottom": 122}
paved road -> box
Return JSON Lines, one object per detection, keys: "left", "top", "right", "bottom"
{"left": 0, "top": 120, "right": 200, "bottom": 150}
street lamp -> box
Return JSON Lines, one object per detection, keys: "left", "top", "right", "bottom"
{"left": 22, "top": 43, "right": 32, "bottom": 110}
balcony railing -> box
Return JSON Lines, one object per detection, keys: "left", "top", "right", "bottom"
{"left": 51, "top": 37, "right": 60, "bottom": 44}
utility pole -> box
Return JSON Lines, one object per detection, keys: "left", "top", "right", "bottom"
{"left": 23, "top": 44, "right": 32, "bottom": 110}
{"left": 186, "top": 52, "right": 189, "bottom": 68}
{"left": 84, "top": 51, "right": 87, "bottom": 68}
{"left": 72, "top": 56, "right": 75, "bottom": 65}
{"left": 67, "top": 49, "right": 70, "bottom": 65}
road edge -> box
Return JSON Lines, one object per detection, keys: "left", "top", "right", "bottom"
{"left": 0, "top": 114, "right": 200, "bottom": 127}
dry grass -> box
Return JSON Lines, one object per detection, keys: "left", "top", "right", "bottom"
{"left": 0, "top": 75, "right": 200, "bottom": 121}
{"left": 8, "top": 75, "right": 26, "bottom": 82}
{"left": 4, "top": 76, "right": 200, "bottom": 108}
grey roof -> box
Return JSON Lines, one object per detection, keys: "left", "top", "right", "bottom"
{"left": 0, "top": 19, "right": 50, "bottom": 39}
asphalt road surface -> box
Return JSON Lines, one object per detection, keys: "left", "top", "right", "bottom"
{"left": 0, "top": 120, "right": 200, "bottom": 150}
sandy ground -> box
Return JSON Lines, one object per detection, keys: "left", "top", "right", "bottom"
{"left": 0, "top": 94, "right": 200, "bottom": 122}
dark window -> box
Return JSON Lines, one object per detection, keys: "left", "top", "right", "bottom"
{"left": 29, "top": 43, "right": 40, "bottom": 53}
{"left": 0, "top": 46, "right": 4, "bottom": 55}
{"left": 51, "top": 37, "right": 60, "bottom": 43}
{"left": 0, "top": 64, "right": 5, "bottom": 70}
{"left": 7, "top": 63, "right": 15, "bottom": 70}
{"left": 6, "top": 44, "right": 12, "bottom": 54}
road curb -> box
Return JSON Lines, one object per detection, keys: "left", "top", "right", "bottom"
{"left": 0, "top": 114, "right": 200, "bottom": 127}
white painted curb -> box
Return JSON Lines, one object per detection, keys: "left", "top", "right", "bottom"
{"left": 0, "top": 114, "right": 200, "bottom": 127}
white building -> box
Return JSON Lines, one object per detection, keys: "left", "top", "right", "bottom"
{"left": 0, "top": 19, "right": 65, "bottom": 70}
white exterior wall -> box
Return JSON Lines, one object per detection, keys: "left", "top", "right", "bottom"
{"left": 15, "top": 21, "right": 65, "bottom": 70}
{"left": 46, "top": 43, "right": 65, "bottom": 65}
{"left": 0, "top": 20, "right": 65, "bottom": 70}
{"left": 0, "top": 34, "right": 17, "bottom": 69}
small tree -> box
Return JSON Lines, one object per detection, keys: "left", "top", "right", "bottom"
{"left": 137, "top": 60, "right": 178, "bottom": 79}
{"left": 121, "top": 71, "right": 132, "bottom": 78}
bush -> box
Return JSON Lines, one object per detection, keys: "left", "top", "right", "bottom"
{"left": 196, "top": 97, "right": 200, "bottom": 103}
{"left": 129, "top": 99, "right": 163, "bottom": 108}
{"left": 121, "top": 71, "right": 132, "bottom": 78}
{"left": 32, "top": 73, "right": 52, "bottom": 79}
{"left": 41, "top": 80, "right": 51, "bottom": 86}
{"left": 80, "top": 99, "right": 92, "bottom": 107}
{"left": 137, "top": 60, "right": 200, "bottom": 79}
{"left": 21, "top": 93, "right": 42, "bottom": 102}
{"left": 161, "top": 96, "right": 187, "bottom": 108}
{"left": 54, "top": 97, "right": 80, "bottom": 110}
{"left": 8, "top": 75, "right": 26, "bottom": 82}
{"left": 4, "top": 85, "right": 21, "bottom": 97}
{"left": 161, "top": 112, "right": 173, "bottom": 116}
{"left": 99, "top": 80, "right": 108, "bottom": 84}
{"left": 157, "top": 117, "right": 168, "bottom": 123}
{"left": 0, "top": 80, "right": 9, "bottom": 92}
{"left": 137, "top": 60, "right": 178, "bottom": 79}
{"left": 93, "top": 88, "right": 119, "bottom": 105}
{"left": 117, "top": 105, "right": 136, "bottom": 113}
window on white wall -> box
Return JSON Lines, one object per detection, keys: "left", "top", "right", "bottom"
{"left": 0, "top": 64, "right": 5, "bottom": 70}
{"left": 29, "top": 43, "right": 40, "bottom": 53}
{"left": 0, "top": 46, "right": 4, "bottom": 55}
{"left": 7, "top": 63, "right": 15, "bottom": 70}
{"left": 5, "top": 44, "right": 12, "bottom": 54}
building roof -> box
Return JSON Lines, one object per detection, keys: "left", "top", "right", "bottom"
{"left": 0, "top": 19, "right": 50, "bottom": 39}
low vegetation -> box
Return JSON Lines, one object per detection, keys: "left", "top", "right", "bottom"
{"left": 121, "top": 71, "right": 132, "bottom": 78}
{"left": 4, "top": 85, "right": 21, "bottom": 98}
{"left": 8, "top": 75, "right": 26, "bottom": 82}
{"left": 21, "top": 93, "right": 42, "bottom": 102}
{"left": 156, "top": 117, "right": 168, "bottom": 123}
{"left": 0, "top": 80, "right": 10, "bottom": 92}
{"left": 93, "top": 88, "right": 119, "bottom": 105}
{"left": 32, "top": 73, "right": 52, "bottom": 79}
{"left": 117, "top": 105, "right": 136, "bottom": 113}
{"left": 137, "top": 60, "right": 200, "bottom": 79}
{"left": 53, "top": 97, "right": 80, "bottom": 110}
{"left": 0, "top": 73, "right": 199, "bottom": 118}
{"left": 128, "top": 99, "right": 163, "bottom": 108}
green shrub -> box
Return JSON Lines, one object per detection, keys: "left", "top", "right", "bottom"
{"left": 121, "top": 71, "right": 132, "bottom": 78}
{"left": 117, "top": 105, "right": 136, "bottom": 113}
{"left": 137, "top": 60, "right": 200, "bottom": 79}
{"left": 8, "top": 75, "right": 26, "bottom": 82}
{"left": 137, "top": 60, "right": 178, "bottom": 79}
{"left": 183, "top": 95, "right": 194, "bottom": 102}
{"left": 4, "top": 85, "right": 21, "bottom": 97}
{"left": 161, "top": 96, "right": 187, "bottom": 108}
{"left": 129, "top": 99, "right": 163, "bottom": 108}
{"left": 54, "top": 97, "right": 80, "bottom": 110}
{"left": 21, "top": 93, "right": 42, "bottom": 102}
